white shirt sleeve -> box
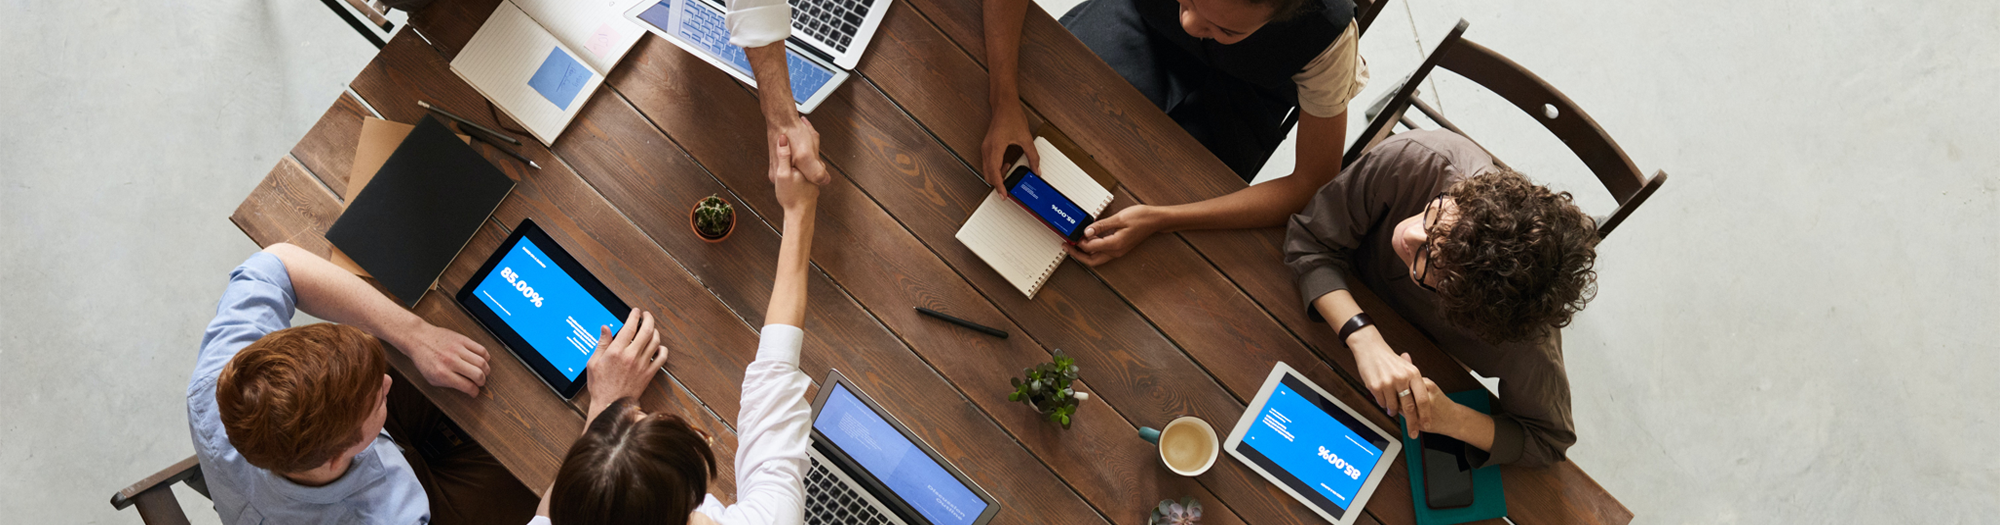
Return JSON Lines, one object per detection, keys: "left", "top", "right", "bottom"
{"left": 1292, "top": 22, "right": 1370, "bottom": 119}
{"left": 696, "top": 324, "right": 813, "bottom": 525}
{"left": 525, "top": 516, "right": 551, "bottom": 525}
{"left": 725, "top": 0, "right": 792, "bottom": 48}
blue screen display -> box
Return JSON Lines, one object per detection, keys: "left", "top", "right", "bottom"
{"left": 1007, "top": 170, "right": 1088, "bottom": 237}
{"left": 637, "top": 0, "right": 836, "bottom": 105}
{"left": 472, "top": 236, "right": 625, "bottom": 380}
{"left": 816, "top": 384, "right": 987, "bottom": 525}
{"left": 1240, "top": 378, "right": 1387, "bottom": 511}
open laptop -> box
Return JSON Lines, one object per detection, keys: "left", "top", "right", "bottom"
{"left": 626, "top": 0, "right": 892, "bottom": 113}
{"left": 805, "top": 369, "right": 999, "bottom": 525}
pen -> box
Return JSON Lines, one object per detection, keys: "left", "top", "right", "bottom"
{"left": 418, "top": 100, "right": 522, "bottom": 145}
{"left": 467, "top": 132, "right": 542, "bottom": 170}
{"left": 914, "top": 307, "right": 1008, "bottom": 339}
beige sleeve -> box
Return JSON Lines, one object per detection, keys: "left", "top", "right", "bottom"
{"left": 1292, "top": 22, "right": 1369, "bottom": 119}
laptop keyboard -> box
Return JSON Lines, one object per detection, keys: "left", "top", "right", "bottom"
{"left": 806, "top": 456, "right": 893, "bottom": 525}
{"left": 786, "top": 0, "right": 868, "bottom": 53}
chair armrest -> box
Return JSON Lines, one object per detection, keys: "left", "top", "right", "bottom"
{"left": 109, "top": 455, "right": 202, "bottom": 511}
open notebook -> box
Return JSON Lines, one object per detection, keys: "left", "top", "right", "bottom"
{"left": 451, "top": 0, "right": 646, "bottom": 146}
{"left": 956, "top": 137, "right": 1115, "bottom": 299}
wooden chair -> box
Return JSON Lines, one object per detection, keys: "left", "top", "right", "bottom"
{"left": 319, "top": 0, "right": 399, "bottom": 49}
{"left": 108, "top": 455, "right": 209, "bottom": 525}
{"left": 1344, "top": 20, "right": 1668, "bottom": 239}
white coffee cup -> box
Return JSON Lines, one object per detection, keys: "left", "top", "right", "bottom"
{"left": 1139, "top": 416, "right": 1218, "bottom": 477}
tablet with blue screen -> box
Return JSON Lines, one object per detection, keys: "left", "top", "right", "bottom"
{"left": 1225, "top": 362, "right": 1403, "bottom": 525}
{"left": 456, "top": 219, "right": 630, "bottom": 399}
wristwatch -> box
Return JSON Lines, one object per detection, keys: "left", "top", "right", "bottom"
{"left": 1338, "top": 313, "right": 1374, "bottom": 344}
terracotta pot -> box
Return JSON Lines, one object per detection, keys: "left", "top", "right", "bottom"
{"left": 690, "top": 199, "right": 735, "bottom": 243}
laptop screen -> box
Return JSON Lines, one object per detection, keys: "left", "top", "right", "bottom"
{"left": 633, "top": 0, "right": 837, "bottom": 105}
{"left": 814, "top": 383, "right": 989, "bottom": 525}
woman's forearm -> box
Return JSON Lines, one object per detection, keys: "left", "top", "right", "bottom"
{"left": 765, "top": 203, "right": 817, "bottom": 327}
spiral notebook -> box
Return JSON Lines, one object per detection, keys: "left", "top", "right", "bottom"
{"left": 956, "top": 136, "right": 1115, "bottom": 299}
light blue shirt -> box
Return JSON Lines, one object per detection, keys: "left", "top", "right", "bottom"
{"left": 187, "top": 252, "right": 430, "bottom": 524}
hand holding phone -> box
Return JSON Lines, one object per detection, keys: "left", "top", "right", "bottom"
{"left": 1003, "top": 165, "right": 1096, "bottom": 243}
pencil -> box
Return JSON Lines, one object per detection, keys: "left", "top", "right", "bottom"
{"left": 467, "top": 132, "right": 542, "bottom": 170}
{"left": 915, "top": 307, "right": 1009, "bottom": 339}
{"left": 418, "top": 100, "right": 522, "bottom": 146}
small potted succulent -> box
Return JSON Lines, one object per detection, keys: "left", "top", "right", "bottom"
{"left": 1148, "top": 497, "right": 1202, "bottom": 525}
{"left": 1008, "top": 349, "right": 1089, "bottom": 429}
{"left": 689, "top": 194, "right": 735, "bottom": 242}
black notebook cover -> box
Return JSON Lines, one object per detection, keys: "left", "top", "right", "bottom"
{"left": 326, "top": 115, "right": 515, "bottom": 307}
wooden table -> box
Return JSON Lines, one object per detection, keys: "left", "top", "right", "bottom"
{"left": 230, "top": 0, "right": 1632, "bottom": 523}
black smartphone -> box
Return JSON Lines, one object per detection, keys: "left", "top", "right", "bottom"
{"left": 1002, "top": 165, "right": 1096, "bottom": 243}
{"left": 1421, "top": 433, "right": 1476, "bottom": 509}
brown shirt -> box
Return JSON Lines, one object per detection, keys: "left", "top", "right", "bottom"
{"left": 1284, "top": 130, "right": 1574, "bottom": 467}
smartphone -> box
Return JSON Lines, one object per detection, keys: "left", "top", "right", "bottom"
{"left": 1421, "top": 433, "right": 1476, "bottom": 509}
{"left": 1003, "top": 165, "right": 1095, "bottom": 243}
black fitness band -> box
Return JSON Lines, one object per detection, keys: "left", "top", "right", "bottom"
{"left": 1338, "top": 313, "right": 1374, "bottom": 344}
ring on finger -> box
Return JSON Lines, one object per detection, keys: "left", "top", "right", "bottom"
{"left": 1398, "top": 389, "right": 1412, "bottom": 398}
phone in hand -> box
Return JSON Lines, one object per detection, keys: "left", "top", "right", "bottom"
{"left": 1421, "top": 433, "right": 1476, "bottom": 509}
{"left": 1003, "top": 165, "right": 1096, "bottom": 243}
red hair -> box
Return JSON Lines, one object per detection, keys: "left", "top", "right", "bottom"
{"left": 216, "top": 323, "right": 388, "bottom": 473}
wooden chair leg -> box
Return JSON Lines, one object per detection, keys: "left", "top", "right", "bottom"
{"left": 129, "top": 488, "right": 193, "bottom": 525}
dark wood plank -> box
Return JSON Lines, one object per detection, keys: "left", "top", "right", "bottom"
{"left": 881, "top": 1, "right": 1632, "bottom": 523}
{"left": 581, "top": 38, "right": 1230, "bottom": 524}
{"left": 609, "top": 26, "right": 1343, "bottom": 525}
{"left": 348, "top": 31, "right": 758, "bottom": 423}
{"left": 287, "top": 91, "right": 371, "bottom": 199}
{"left": 556, "top": 77, "right": 1128, "bottom": 525}
{"left": 849, "top": 7, "right": 1439, "bottom": 524}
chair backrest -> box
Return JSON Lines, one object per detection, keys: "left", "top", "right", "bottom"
{"left": 1353, "top": 0, "right": 1389, "bottom": 35}
{"left": 318, "top": 0, "right": 398, "bottom": 49}
{"left": 1343, "top": 20, "right": 1668, "bottom": 239}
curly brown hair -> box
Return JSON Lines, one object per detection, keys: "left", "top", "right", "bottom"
{"left": 1428, "top": 169, "right": 1600, "bottom": 343}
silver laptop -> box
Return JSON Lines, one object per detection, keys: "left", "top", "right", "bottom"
{"left": 626, "top": 0, "right": 891, "bottom": 113}
{"left": 802, "top": 369, "right": 999, "bottom": 525}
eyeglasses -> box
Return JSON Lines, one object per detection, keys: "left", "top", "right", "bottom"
{"left": 1413, "top": 192, "right": 1446, "bottom": 293}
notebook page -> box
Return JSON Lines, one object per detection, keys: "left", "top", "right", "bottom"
{"left": 451, "top": 2, "right": 605, "bottom": 146}
{"left": 957, "top": 192, "right": 1067, "bottom": 298}
{"left": 1033, "top": 137, "right": 1114, "bottom": 215}
{"left": 512, "top": 0, "right": 646, "bottom": 73}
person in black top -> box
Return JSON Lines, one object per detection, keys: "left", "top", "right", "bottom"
{"left": 981, "top": 0, "right": 1368, "bottom": 265}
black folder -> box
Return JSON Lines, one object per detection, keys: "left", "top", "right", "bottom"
{"left": 327, "top": 115, "right": 515, "bottom": 307}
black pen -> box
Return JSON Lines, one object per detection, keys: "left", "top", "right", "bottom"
{"left": 467, "top": 131, "right": 542, "bottom": 169}
{"left": 418, "top": 100, "right": 522, "bottom": 145}
{"left": 915, "top": 307, "right": 1008, "bottom": 339}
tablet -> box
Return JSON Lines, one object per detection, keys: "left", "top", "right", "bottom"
{"left": 1225, "top": 362, "right": 1402, "bottom": 525}
{"left": 455, "top": 219, "right": 630, "bottom": 399}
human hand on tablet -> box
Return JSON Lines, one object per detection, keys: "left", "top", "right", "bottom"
{"left": 585, "top": 308, "right": 669, "bottom": 420}
{"left": 393, "top": 322, "right": 491, "bottom": 397}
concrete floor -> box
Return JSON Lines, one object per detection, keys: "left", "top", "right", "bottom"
{"left": 4, "top": 0, "right": 1995, "bottom": 523}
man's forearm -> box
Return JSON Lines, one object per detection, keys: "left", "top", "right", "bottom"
{"left": 765, "top": 203, "right": 817, "bottom": 327}
{"left": 745, "top": 44, "right": 800, "bottom": 127}
{"left": 262, "top": 243, "right": 422, "bottom": 343}
{"left": 983, "top": 0, "right": 1030, "bottom": 111}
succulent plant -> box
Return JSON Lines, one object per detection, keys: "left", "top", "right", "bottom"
{"left": 1008, "top": 349, "right": 1088, "bottom": 429}
{"left": 1148, "top": 497, "right": 1202, "bottom": 525}
{"left": 694, "top": 195, "right": 734, "bottom": 238}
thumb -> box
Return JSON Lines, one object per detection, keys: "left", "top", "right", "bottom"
{"left": 774, "top": 134, "right": 792, "bottom": 171}
{"left": 1086, "top": 212, "right": 1127, "bottom": 237}
{"left": 1024, "top": 144, "right": 1041, "bottom": 172}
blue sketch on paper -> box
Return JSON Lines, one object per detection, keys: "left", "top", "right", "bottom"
{"left": 528, "top": 47, "right": 593, "bottom": 111}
